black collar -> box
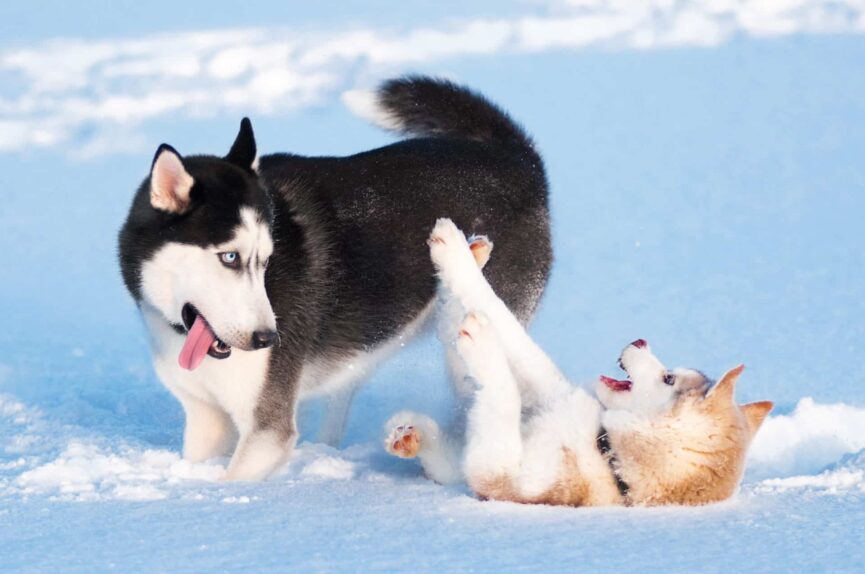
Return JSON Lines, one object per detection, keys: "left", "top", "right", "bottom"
{"left": 596, "top": 426, "right": 630, "bottom": 502}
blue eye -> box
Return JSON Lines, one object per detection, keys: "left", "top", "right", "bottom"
{"left": 219, "top": 252, "right": 240, "bottom": 268}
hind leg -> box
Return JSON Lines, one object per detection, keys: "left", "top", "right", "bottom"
{"left": 457, "top": 312, "right": 524, "bottom": 481}
{"left": 318, "top": 381, "right": 358, "bottom": 447}
{"left": 429, "top": 218, "right": 570, "bottom": 407}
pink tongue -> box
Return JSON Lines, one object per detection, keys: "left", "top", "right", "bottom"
{"left": 600, "top": 375, "right": 633, "bottom": 392}
{"left": 178, "top": 315, "right": 216, "bottom": 371}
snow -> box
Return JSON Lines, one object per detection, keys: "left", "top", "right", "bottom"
{"left": 748, "top": 399, "right": 865, "bottom": 480}
{"left": 2, "top": 3, "right": 865, "bottom": 572}
{"left": 2, "top": 0, "right": 865, "bottom": 156}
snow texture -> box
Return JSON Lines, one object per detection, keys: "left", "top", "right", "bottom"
{"left": 1, "top": 2, "right": 865, "bottom": 572}
{"left": 2, "top": 0, "right": 865, "bottom": 156}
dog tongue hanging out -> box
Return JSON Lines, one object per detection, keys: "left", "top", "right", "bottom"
{"left": 178, "top": 316, "right": 217, "bottom": 371}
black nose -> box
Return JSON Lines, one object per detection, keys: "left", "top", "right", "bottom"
{"left": 252, "top": 330, "right": 279, "bottom": 349}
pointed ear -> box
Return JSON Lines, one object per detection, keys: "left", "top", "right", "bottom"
{"left": 150, "top": 144, "right": 194, "bottom": 214}
{"left": 741, "top": 401, "right": 773, "bottom": 437}
{"left": 226, "top": 117, "right": 257, "bottom": 171}
{"left": 707, "top": 364, "right": 744, "bottom": 404}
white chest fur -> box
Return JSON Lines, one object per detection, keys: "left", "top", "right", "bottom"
{"left": 142, "top": 306, "right": 270, "bottom": 432}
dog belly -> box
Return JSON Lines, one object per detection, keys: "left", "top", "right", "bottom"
{"left": 298, "top": 300, "right": 435, "bottom": 398}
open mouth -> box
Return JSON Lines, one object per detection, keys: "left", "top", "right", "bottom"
{"left": 600, "top": 375, "right": 632, "bottom": 392}
{"left": 178, "top": 303, "right": 231, "bottom": 370}
{"left": 600, "top": 342, "right": 643, "bottom": 393}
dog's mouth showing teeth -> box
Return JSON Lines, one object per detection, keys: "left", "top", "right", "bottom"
{"left": 178, "top": 303, "right": 232, "bottom": 370}
{"left": 601, "top": 354, "right": 633, "bottom": 392}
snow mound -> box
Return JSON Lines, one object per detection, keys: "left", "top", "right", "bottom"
{"left": 747, "top": 398, "right": 865, "bottom": 480}
{"left": 755, "top": 450, "right": 865, "bottom": 495}
{"left": 299, "top": 455, "right": 357, "bottom": 481}
{"left": 13, "top": 442, "right": 224, "bottom": 501}
{"left": 3, "top": 428, "right": 382, "bottom": 502}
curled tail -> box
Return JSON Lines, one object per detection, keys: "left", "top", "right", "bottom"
{"left": 376, "top": 75, "right": 537, "bottom": 156}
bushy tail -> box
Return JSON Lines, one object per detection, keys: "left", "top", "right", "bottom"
{"left": 376, "top": 75, "right": 537, "bottom": 155}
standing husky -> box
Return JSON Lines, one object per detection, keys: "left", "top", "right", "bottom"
{"left": 385, "top": 219, "right": 773, "bottom": 506}
{"left": 118, "top": 77, "right": 552, "bottom": 480}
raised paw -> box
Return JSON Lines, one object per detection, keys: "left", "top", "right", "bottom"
{"left": 385, "top": 424, "right": 422, "bottom": 459}
{"left": 428, "top": 217, "right": 466, "bottom": 246}
{"left": 428, "top": 218, "right": 485, "bottom": 299}
{"left": 428, "top": 218, "right": 475, "bottom": 269}
{"left": 468, "top": 235, "right": 493, "bottom": 269}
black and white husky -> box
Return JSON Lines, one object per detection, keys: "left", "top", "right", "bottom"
{"left": 118, "top": 76, "right": 552, "bottom": 480}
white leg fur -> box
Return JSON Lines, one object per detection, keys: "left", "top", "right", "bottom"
{"left": 384, "top": 411, "right": 462, "bottom": 485}
{"left": 457, "top": 311, "right": 613, "bottom": 501}
{"left": 382, "top": 246, "right": 493, "bottom": 484}
{"left": 318, "top": 382, "right": 358, "bottom": 447}
{"left": 458, "top": 312, "right": 524, "bottom": 481}
{"left": 429, "top": 218, "right": 570, "bottom": 407}
{"left": 435, "top": 284, "right": 478, "bottom": 445}
{"left": 436, "top": 290, "right": 475, "bottom": 401}
{"left": 222, "top": 429, "right": 296, "bottom": 481}
{"left": 177, "top": 390, "right": 238, "bottom": 462}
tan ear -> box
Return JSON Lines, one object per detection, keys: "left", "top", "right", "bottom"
{"left": 707, "top": 363, "right": 744, "bottom": 404}
{"left": 150, "top": 144, "right": 194, "bottom": 214}
{"left": 741, "top": 401, "right": 773, "bottom": 437}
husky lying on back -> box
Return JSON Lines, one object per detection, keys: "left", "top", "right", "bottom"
{"left": 385, "top": 219, "right": 773, "bottom": 506}
{"left": 118, "top": 77, "right": 551, "bottom": 480}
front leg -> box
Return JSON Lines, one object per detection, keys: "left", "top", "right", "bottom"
{"left": 457, "top": 312, "right": 524, "bottom": 482}
{"left": 429, "top": 218, "right": 570, "bottom": 407}
{"left": 222, "top": 361, "right": 300, "bottom": 481}
{"left": 176, "top": 390, "right": 238, "bottom": 462}
{"left": 383, "top": 411, "right": 462, "bottom": 485}
{"left": 223, "top": 428, "right": 297, "bottom": 481}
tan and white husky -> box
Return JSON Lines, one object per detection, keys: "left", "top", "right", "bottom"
{"left": 384, "top": 218, "right": 773, "bottom": 507}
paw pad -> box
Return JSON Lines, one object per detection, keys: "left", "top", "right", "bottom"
{"left": 386, "top": 425, "right": 421, "bottom": 459}
{"left": 468, "top": 235, "right": 493, "bottom": 268}
{"left": 458, "top": 311, "right": 489, "bottom": 341}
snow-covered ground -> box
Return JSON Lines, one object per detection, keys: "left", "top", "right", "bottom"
{"left": 2, "top": 2, "right": 865, "bottom": 572}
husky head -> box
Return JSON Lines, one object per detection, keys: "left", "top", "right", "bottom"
{"left": 597, "top": 340, "right": 773, "bottom": 505}
{"left": 596, "top": 339, "right": 711, "bottom": 414}
{"left": 119, "top": 119, "right": 278, "bottom": 365}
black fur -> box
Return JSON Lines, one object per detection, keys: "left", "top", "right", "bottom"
{"left": 225, "top": 117, "right": 257, "bottom": 171}
{"left": 119, "top": 76, "right": 552, "bottom": 442}
{"left": 119, "top": 144, "right": 273, "bottom": 301}
{"left": 378, "top": 75, "right": 539, "bottom": 161}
